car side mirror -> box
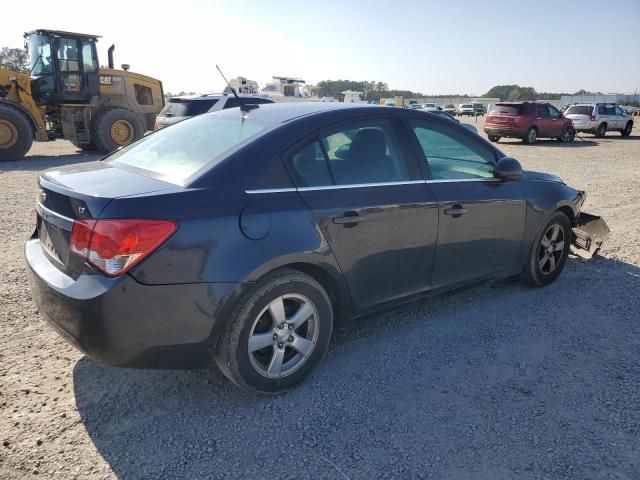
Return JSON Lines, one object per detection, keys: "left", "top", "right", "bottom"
{"left": 494, "top": 156, "right": 523, "bottom": 181}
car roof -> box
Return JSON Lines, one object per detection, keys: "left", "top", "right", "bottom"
{"left": 168, "top": 93, "right": 271, "bottom": 101}
{"left": 236, "top": 102, "right": 385, "bottom": 124}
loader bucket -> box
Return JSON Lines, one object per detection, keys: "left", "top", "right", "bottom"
{"left": 570, "top": 212, "right": 610, "bottom": 259}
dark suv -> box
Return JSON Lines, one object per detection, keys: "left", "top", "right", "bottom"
{"left": 484, "top": 102, "right": 575, "bottom": 144}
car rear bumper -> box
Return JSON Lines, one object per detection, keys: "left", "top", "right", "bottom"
{"left": 484, "top": 126, "right": 526, "bottom": 137}
{"left": 25, "top": 239, "right": 240, "bottom": 369}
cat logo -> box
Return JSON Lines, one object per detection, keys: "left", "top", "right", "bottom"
{"left": 100, "top": 75, "right": 124, "bottom": 86}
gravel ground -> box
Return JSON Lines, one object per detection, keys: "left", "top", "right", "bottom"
{"left": 1, "top": 121, "right": 639, "bottom": 480}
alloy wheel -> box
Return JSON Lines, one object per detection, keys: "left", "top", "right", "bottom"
{"left": 528, "top": 128, "right": 537, "bottom": 143}
{"left": 248, "top": 294, "right": 319, "bottom": 379}
{"left": 538, "top": 224, "right": 565, "bottom": 274}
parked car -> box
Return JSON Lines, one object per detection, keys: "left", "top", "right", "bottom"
{"left": 154, "top": 93, "right": 274, "bottom": 129}
{"left": 26, "top": 103, "right": 606, "bottom": 393}
{"left": 422, "top": 103, "right": 439, "bottom": 111}
{"left": 564, "top": 103, "right": 633, "bottom": 137}
{"left": 472, "top": 103, "right": 486, "bottom": 116}
{"left": 443, "top": 104, "right": 457, "bottom": 114}
{"left": 429, "top": 110, "right": 478, "bottom": 134}
{"left": 457, "top": 104, "right": 475, "bottom": 116}
{"left": 484, "top": 102, "right": 576, "bottom": 144}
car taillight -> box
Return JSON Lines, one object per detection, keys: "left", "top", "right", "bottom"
{"left": 590, "top": 115, "right": 596, "bottom": 121}
{"left": 153, "top": 121, "right": 158, "bottom": 130}
{"left": 70, "top": 219, "right": 177, "bottom": 277}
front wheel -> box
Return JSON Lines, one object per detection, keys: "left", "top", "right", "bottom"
{"left": 558, "top": 126, "right": 576, "bottom": 143}
{"left": 214, "top": 269, "right": 333, "bottom": 393}
{"left": 520, "top": 211, "right": 571, "bottom": 287}
{"left": 0, "top": 105, "right": 34, "bottom": 161}
{"left": 488, "top": 135, "right": 500, "bottom": 143}
{"left": 621, "top": 122, "right": 632, "bottom": 137}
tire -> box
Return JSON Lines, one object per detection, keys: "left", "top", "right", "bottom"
{"left": 558, "top": 126, "right": 576, "bottom": 143}
{"left": 520, "top": 211, "right": 571, "bottom": 287}
{"left": 0, "top": 104, "right": 34, "bottom": 161}
{"left": 214, "top": 269, "right": 333, "bottom": 393}
{"left": 488, "top": 135, "right": 500, "bottom": 143}
{"left": 91, "top": 108, "right": 144, "bottom": 154}
{"left": 523, "top": 127, "right": 537, "bottom": 144}
{"left": 72, "top": 141, "right": 98, "bottom": 151}
{"left": 595, "top": 123, "right": 607, "bottom": 138}
{"left": 621, "top": 121, "right": 632, "bottom": 137}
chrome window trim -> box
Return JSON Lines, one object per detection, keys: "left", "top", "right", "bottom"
{"left": 36, "top": 203, "right": 74, "bottom": 230}
{"left": 245, "top": 187, "right": 297, "bottom": 194}
{"left": 245, "top": 178, "right": 501, "bottom": 194}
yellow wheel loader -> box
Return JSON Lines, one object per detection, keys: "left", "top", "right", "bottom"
{"left": 0, "top": 29, "right": 164, "bottom": 161}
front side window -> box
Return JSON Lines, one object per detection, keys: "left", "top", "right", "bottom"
{"left": 614, "top": 106, "right": 625, "bottom": 116}
{"left": 288, "top": 119, "right": 411, "bottom": 187}
{"left": 548, "top": 105, "right": 561, "bottom": 118}
{"left": 410, "top": 120, "right": 494, "bottom": 180}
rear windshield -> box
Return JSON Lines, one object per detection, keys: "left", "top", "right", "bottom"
{"left": 163, "top": 98, "right": 219, "bottom": 117}
{"left": 491, "top": 104, "right": 528, "bottom": 114}
{"left": 106, "top": 112, "right": 268, "bottom": 184}
{"left": 565, "top": 105, "right": 593, "bottom": 115}
{"left": 461, "top": 104, "right": 472, "bottom": 108}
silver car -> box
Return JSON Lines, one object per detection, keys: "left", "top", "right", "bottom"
{"left": 155, "top": 94, "right": 274, "bottom": 129}
{"left": 565, "top": 103, "right": 633, "bottom": 137}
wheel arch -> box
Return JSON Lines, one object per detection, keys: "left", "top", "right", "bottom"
{"left": 0, "top": 100, "right": 37, "bottom": 137}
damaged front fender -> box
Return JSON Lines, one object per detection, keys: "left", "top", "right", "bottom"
{"left": 571, "top": 212, "right": 610, "bottom": 259}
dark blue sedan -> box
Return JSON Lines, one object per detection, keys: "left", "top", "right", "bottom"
{"left": 26, "top": 103, "right": 606, "bottom": 393}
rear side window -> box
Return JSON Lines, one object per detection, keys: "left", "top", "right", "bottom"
{"left": 536, "top": 105, "right": 549, "bottom": 117}
{"left": 492, "top": 104, "right": 527, "bottom": 114}
{"left": 164, "top": 98, "right": 218, "bottom": 116}
{"left": 410, "top": 120, "right": 494, "bottom": 180}
{"left": 566, "top": 105, "right": 593, "bottom": 115}
{"left": 107, "top": 113, "right": 267, "bottom": 184}
{"left": 288, "top": 119, "right": 411, "bottom": 187}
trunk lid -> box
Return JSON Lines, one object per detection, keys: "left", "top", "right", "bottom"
{"left": 37, "top": 161, "right": 177, "bottom": 278}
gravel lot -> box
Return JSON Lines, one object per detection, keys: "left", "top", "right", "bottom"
{"left": 1, "top": 119, "right": 639, "bottom": 479}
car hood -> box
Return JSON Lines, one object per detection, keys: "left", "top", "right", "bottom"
{"left": 523, "top": 170, "right": 564, "bottom": 184}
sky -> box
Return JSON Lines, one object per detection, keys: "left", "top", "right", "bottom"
{"left": 2, "top": 0, "right": 639, "bottom": 96}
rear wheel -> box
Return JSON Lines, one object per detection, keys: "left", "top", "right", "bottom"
{"left": 488, "top": 135, "right": 500, "bottom": 143}
{"left": 521, "top": 211, "right": 571, "bottom": 287}
{"left": 595, "top": 123, "right": 607, "bottom": 138}
{"left": 0, "top": 105, "right": 34, "bottom": 161}
{"left": 214, "top": 269, "right": 333, "bottom": 393}
{"left": 621, "top": 121, "right": 632, "bottom": 137}
{"left": 91, "top": 108, "right": 144, "bottom": 154}
{"left": 523, "top": 127, "right": 537, "bottom": 144}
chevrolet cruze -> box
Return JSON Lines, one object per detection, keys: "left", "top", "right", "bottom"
{"left": 26, "top": 103, "right": 603, "bottom": 393}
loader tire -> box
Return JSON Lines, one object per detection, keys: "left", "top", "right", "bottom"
{"left": 72, "top": 141, "right": 98, "bottom": 152}
{"left": 91, "top": 108, "right": 144, "bottom": 154}
{"left": 0, "top": 105, "right": 34, "bottom": 161}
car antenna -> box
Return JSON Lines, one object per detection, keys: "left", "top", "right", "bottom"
{"left": 216, "top": 65, "right": 259, "bottom": 115}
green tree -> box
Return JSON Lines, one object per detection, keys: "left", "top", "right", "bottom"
{"left": 0, "top": 46, "right": 29, "bottom": 73}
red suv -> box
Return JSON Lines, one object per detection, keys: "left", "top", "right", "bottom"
{"left": 484, "top": 102, "right": 575, "bottom": 144}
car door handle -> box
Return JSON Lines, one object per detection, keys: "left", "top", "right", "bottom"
{"left": 333, "top": 212, "right": 366, "bottom": 225}
{"left": 444, "top": 205, "right": 467, "bottom": 217}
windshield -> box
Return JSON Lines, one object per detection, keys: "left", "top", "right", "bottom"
{"left": 107, "top": 112, "right": 268, "bottom": 184}
{"left": 565, "top": 105, "right": 594, "bottom": 115}
{"left": 461, "top": 104, "right": 472, "bottom": 108}
{"left": 28, "top": 33, "right": 53, "bottom": 76}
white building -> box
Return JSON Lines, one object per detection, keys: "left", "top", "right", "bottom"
{"left": 342, "top": 91, "right": 365, "bottom": 103}
{"left": 223, "top": 76, "right": 260, "bottom": 95}
{"left": 261, "top": 76, "right": 311, "bottom": 98}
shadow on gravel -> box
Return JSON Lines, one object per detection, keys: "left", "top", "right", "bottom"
{"left": 497, "top": 139, "right": 599, "bottom": 147}
{"left": 0, "top": 152, "right": 101, "bottom": 172}
{"left": 73, "top": 256, "right": 640, "bottom": 480}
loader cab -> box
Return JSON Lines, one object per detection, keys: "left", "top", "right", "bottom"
{"left": 26, "top": 30, "right": 100, "bottom": 106}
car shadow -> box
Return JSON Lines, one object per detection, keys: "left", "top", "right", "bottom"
{"left": 73, "top": 255, "right": 640, "bottom": 479}
{"left": 0, "top": 152, "right": 102, "bottom": 172}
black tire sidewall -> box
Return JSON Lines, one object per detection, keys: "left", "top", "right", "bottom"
{"left": 528, "top": 212, "right": 571, "bottom": 286}
{"left": 92, "top": 108, "right": 144, "bottom": 153}
{"left": 218, "top": 272, "right": 333, "bottom": 393}
{"left": 0, "top": 106, "right": 34, "bottom": 161}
